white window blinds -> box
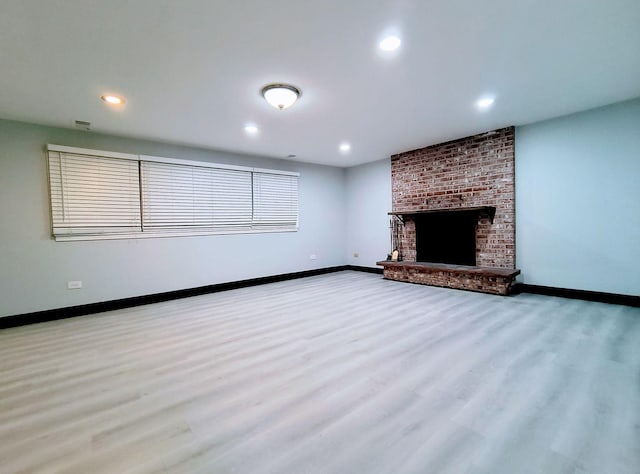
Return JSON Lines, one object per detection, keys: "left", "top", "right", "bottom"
{"left": 252, "top": 171, "right": 299, "bottom": 229}
{"left": 46, "top": 145, "right": 299, "bottom": 241}
{"left": 48, "top": 150, "right": 141, "bottom": 237}
{"left": 141, "top": 161, "right": 253, "bottom": 232}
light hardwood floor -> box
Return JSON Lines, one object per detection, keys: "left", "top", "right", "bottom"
{"left": 0, "top": 271, "right": 639, "bottom": 474}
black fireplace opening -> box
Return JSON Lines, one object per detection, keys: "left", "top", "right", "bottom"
{"left": 415, "top": 212, "right": 477, "bottom": 266}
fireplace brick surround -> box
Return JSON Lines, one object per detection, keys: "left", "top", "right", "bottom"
{"left": 378, "top": 127, "right": 519, "bottom": 295}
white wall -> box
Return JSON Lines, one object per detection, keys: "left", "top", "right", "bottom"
{"left": 515, "top": 98, "right": 640, "bottom": 296}
{"left": 345, "top": 158, "right": 392, "bottom": 267}
{"left": 0, "top": 119, "right": 346, "bottom": 317}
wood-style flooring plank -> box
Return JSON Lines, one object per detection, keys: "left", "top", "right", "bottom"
{"left": 0, "top": 271, "right": 638, "bottom": 473}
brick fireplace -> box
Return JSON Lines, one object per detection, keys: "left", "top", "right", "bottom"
{"left": 377, "top": 127, "right": 520, "bottom": 295}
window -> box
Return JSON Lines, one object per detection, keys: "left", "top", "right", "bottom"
{"left": 47, "top": 145, "right": 299, "bottom": 241}
{"left": 140, "top": 160, "right": 253, "bottom": 233}
{"left": 252, "top": 170, "right": 299, "bottom": 229}
{"left": 47, "top": 148, "right": 141, "bottom": 236}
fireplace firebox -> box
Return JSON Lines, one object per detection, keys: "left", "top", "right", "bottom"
{"left": 415, "top": 211, "right": 477, "bottom": 266}
{"left": 388, "top": 206, "right": 495, "bottom": 264}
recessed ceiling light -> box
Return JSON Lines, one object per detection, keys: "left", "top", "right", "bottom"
{"left": 476, "top": 97, "right": 495, "bottom": 109}
{"left": 339, "top": 142, "right": 351, "bottom": 153}
{"left": 100, "top": 94, "right": 125, "bottom": 106}
{"left": 379, "top": 35, "right": 401, "bottom": 52}
{"left": 261, "top": 83, "right": 301, "bottom": 110}
{"left": 244, "top": 124, "right": 259, "bottom": 134}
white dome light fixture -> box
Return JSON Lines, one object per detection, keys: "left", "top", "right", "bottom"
{"left": 261, "top": 83, "right": 301, "bottom": 110}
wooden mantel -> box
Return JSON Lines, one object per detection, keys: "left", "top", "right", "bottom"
{"left": 389, "top": 206, "right": 496, "bottom": 224}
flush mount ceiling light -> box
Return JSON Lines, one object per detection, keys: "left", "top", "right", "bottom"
{"left": 261, "top": 83, "right": 301, "bottom": 110}
{"left": 339, "top": 142, "right": 351, "bottom": 153}
{"left": 379, "top": 35, "right": 401, "bottom": 52}
{"left": 100, "top": 94, "right": 125, "bottom": 106}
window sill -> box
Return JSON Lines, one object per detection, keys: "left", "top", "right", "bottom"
{"left": 54, "top": 227, "right": 298, "bottom": 242}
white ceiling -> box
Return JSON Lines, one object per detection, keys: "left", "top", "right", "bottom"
{"left": 1, "top": 0, "right": 639, "bottom": 167}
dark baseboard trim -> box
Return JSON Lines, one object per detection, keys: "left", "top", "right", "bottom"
{"left": 512, "top": 283, "right": 639, "bottom": 307}
{"left": 345, "top": 265, "right": 384, "bottom": 274}
{"left": 7, "top": 270, "right": 634, "bottom": 329}
{"left": 2, "top": 265, "right": 372, "bottom": 329}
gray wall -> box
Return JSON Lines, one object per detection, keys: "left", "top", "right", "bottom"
{"left": 515, "top": 98, "right": 640, "bottom": 296}
{"left": 0, "top": 120, "right": 346, "bottom": 317}
{"left": 345, "top": 158, "right": 392, "bottom": 267}
{"left": 3, "top": 97, "right": 638, "bottom": 317}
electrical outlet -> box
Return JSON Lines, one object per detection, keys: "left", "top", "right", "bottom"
{"left": 67, "top": 280, "right": 83, "bottom": 289}
{"left": 309, "top": 254, "right": 317, "bottom": 260}
{"left": 353, "top": 252, "right": 359, "bottom": 258}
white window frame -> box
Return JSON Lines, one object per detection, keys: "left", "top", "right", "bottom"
{"left": 47, "top": 145, "right": 299, "bottom": 241}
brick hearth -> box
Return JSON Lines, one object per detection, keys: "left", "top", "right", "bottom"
{"left": 376, "top": 261, "right": 521, "bottom": 296}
